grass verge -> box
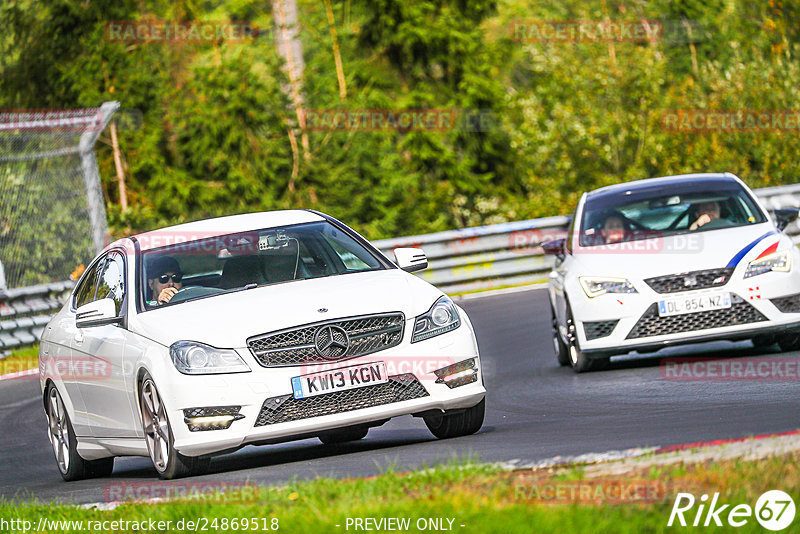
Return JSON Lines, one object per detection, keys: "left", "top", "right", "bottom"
{"left": 0, "top": 344, "right": 38, "bottom": 376}
{"left": 1, "top": 453, "right": 798, "bottom": 532}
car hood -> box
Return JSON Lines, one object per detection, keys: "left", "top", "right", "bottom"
{"left": 571, "top": 223, "right": 785, "bottom": 277}
{"left": 131, "top": 269, "right": 443, "bottom": 348}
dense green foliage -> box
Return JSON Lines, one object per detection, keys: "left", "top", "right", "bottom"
{"left": 1, "top": 0, "right": 799, "bottom": 241}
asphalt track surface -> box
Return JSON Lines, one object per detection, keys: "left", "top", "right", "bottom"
{"left": 2, "top": 286, "right": 799, "bottom": 504}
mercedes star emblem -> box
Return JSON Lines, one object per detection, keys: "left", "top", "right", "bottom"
{"left": 314, "top": 325, "right": 349, "bottom": 359}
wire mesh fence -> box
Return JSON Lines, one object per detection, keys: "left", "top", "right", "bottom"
{"left": 0, "top": 103, "right": 117, "bottom": 289}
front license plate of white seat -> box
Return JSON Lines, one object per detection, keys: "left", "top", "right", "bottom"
{"left": 657, "top": 292, "right": 732, "bottom": 317}
{"left": 291, "top": 361, "right": 387, "bottom": 399}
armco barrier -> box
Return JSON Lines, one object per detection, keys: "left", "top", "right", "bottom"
{"left": 0, "top": 184, "right": 798, "bottom": 355}
{"left": 371, "top": 184, "right": 800, "bottom": 294}
{"left": 0, "top": 281, "right": 74, "bottom": 353}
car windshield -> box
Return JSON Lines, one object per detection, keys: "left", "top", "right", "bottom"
{"left": 140, "top": 221, "right": 386, "bottom": 309}
{"left": 579, "top": 181, "right": 767, "bottom": 247}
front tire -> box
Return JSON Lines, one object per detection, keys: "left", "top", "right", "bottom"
{"left": 139, "top": 373, "right": 209, "bottom": 480}
{"left": 551, "top": 304, "right": 570, "bottom": 367}
{"left": 566, "top": 309, "right": 608, "bottom": 372}
{"left": 45, "top": 385, "right": 114, "bottom": 481}
{"left": 424, "top": 398, "right": 485, "bottom": 439}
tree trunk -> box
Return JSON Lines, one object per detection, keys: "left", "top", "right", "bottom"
{"left": 273, "top": 0, "right": 311, "bottom": 171}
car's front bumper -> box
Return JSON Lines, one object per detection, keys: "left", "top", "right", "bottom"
{"left": 158, "top": 321, "right": 485, "bottom": 457}
{"left": 569, "top": 269, "right": 800, "bottom": 358}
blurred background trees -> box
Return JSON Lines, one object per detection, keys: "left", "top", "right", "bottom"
{"left": 1, "top": 0, "right": 798, "bottom": 240}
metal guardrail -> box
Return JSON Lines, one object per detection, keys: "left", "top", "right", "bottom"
{"left": 1, "top": 184, "right": 798, "bottom": 355}
{"left": 0, "top": 281, "right": 74, "bottom": 353}
{"left": 372, "top": 184, "right": 800, "bottom": 294}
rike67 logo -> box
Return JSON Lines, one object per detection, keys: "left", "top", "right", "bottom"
{"left": 668, "top": 490, "right": 796, "bottom": 531}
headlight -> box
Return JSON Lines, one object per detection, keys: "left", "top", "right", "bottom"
{"left": 745, "top": 250, "right": 792, "bottom": 278}
{"left": 411, "top": 296, "right": 461, "bottom": 343}
{"left": 170, "top": 341, "right": 251, "bottom": 375}
{"left": 579, "top": 277, "right": 638, "bottom": 298}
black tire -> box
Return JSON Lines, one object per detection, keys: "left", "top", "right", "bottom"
{"left": 551, "top": 303, "right": 570, "bottom": 366}
{"left": 424, "top": 398, "right": 485, "bottom": 439}
{"left": 565, "top": 309, "right": 595, "bottom": 373}
{"left": 139, "top": 373, "right": 210, "bottom": 480}
{"left": 318, "top": 426, "right": 369, "bottom": 445}
{"left": 45, "top": 385, "right": 114, "bottom": 482}
{"left": 778, "top": 333, "right": 800, "bottom": 352}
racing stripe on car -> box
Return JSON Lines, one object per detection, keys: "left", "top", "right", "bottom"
{"left": 754, "top": 241, "right": 779, "bottom": 260}
{"left": 725, "top": 231, "right": 778, "bottom": 268}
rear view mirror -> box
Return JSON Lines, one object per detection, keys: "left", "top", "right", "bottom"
{"left": 773, "top": 208, "right": 799, "bottom": 232}
{"left": 76, "top": 298, "right": 123, "bottom": 328}
{"left": 394, "top": 248, "right": 428, "bottom": 273}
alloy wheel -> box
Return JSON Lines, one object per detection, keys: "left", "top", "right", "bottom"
{"left": 141, "top": 379, "right": 171, "bottom": 473}
{"left": 47, "top": 388, "right": 70, "bottom": 474}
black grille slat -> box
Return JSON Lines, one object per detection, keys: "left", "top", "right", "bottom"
{"left": 254, "top": 373, "right": 428, "bottom": 426}
{"left": 626, "top": 294, "right": 767, "bottom": 339}
{"left": 772, "top": 293, "right": 800, "bottom": 313}
{"left": 583, "top": 320, "right": 619, "bottom": 340}
{"left": 644, "top": 268, "right": 735, "bottom": 294}
{"left": 248, "top": 313, "right": 405, "bottom": 367}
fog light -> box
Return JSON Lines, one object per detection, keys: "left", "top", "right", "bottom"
{"left": 183, "top": 406, "right": 244, "bottom": 432}
{"left": 434, "top": 358, "right": 478, "bottom": 389}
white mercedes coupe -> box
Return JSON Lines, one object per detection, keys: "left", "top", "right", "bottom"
{"left": 40, "top": 210, "right": 485, "bottom": 479}
{"left": 544, "top": 173, "right": 800, "bottom": 372}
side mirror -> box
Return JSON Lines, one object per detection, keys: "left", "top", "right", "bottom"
{"left": 773, "top": 208, "right": 799, "bottom": 232}
{"left": 394, "top": 247, "right": 428, "bottom": 273}
{"left": 542, "top": 238, "right": 566, "bottom": 259}
{"left": 76, "top": 298, "right": 123, "bottom": 328}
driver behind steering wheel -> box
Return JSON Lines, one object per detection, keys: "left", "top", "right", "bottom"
{"left": 146, "top": 256, "right": 183, "bottom": 306}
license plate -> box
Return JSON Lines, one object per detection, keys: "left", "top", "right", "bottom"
{"left": 291, "top": 361, "right": 387, "bottom": 400}
{"left": 657, "top": 292, "right": 731, "bottom": 317}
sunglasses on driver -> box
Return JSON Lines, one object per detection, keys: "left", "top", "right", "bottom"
{"left": 157, "top": 273, "right": 183, "bottom": 284}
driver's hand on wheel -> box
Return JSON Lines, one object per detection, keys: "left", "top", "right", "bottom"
{"left": 158, "top": 286, "right": 179, "bottom": 304}
{"left": 690, "top": 214, "right": 711, "bottom": 231}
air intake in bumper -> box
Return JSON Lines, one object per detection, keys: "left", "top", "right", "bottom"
{"left": 626, "top": 294, "right": 767, "bottom": 339}
{"left": 772, "top": 293, "right": 800, "bottom": 313}
{"left": 254, "top": 373, "right": 428, "bottom": 426}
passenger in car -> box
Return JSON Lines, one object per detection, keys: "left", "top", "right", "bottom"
{"left": 689, "top": 201, "right": 721, "bottom": 230}
{"left": 146, "top": 256, "right": 184, "bottom": 305}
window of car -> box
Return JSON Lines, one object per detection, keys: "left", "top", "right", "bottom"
{"left": 139, "top": 221, "right": 387, "bottom": 310}
{"left": 579, "top": 181, "right": 767, "bottom": 247}
{"left": 73, "top": 257, "right": 105, "bottom": 309}
{"left": 94, "top": 252, "right": 126, "bottom": 315}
